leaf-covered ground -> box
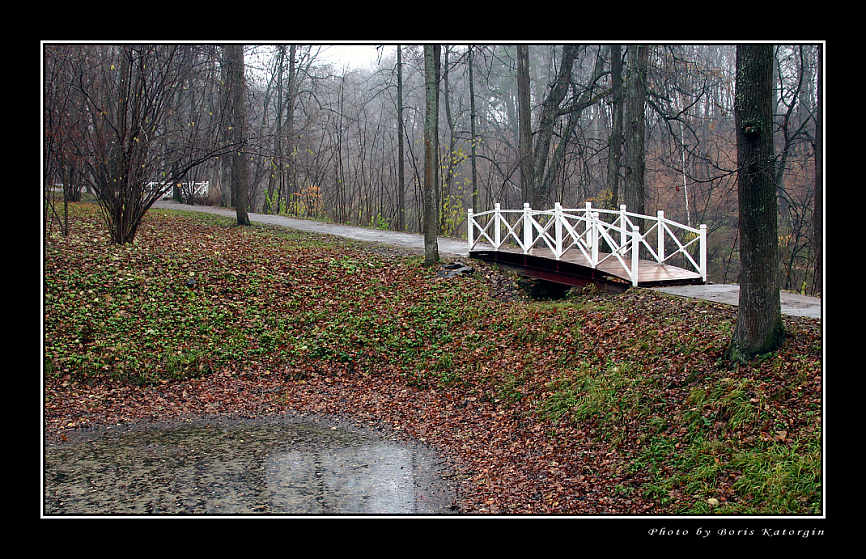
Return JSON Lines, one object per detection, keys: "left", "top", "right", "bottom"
{"left": 43, "top": 204, "right": 823, "bottom": 515}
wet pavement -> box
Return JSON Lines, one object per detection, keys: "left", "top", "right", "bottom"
{"left": 43, "top": 415, "right": 457, "bottom": 516}
{"left": 652, "top": 283, "right": 822, "bottom": 319}
{"left": 152, "top": 201, "right": 470, "bottom": 256}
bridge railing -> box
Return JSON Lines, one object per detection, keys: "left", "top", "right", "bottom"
{"left": 467, "top": 202, "right": 706, "bottom": 286}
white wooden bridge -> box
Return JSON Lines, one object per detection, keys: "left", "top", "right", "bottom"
{"left": 467, "top": 202, "right": 707, "bottom": 288}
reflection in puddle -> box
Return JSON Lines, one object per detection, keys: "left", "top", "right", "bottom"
{"left": 266, "top": 445, "right": 413, "bottom": 514}
{"left": 44, "top": 418, "right": 453, "bottom": 515}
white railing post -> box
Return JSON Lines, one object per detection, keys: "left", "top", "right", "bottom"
{"left": 467, "top": 208, "right": 474, "bottom": 251}
{"left": 523, "top": 203, "right": 531, "bottom": 253}
{"left": 494, "top": 202, "right": 501, "bottom": 249}
{"left": 591, "top": 212, "right": 599, "bottom": 266}
{"left": 631, "top": 225, "right": 640, "bottom": 287}
{"left": 699, "top": 224, "right": 707, "bottom": 282}
{"left": 554, "top": 202, "right": 563, "bottom": 259}
{"left": 619, "top": 204, "right": 627, "bottom": 253}
{"left": 585, "top": 201, "right": 593, "bottom": 248}
{"left": 657, "top": 210, "right": 665, "bottom": 263}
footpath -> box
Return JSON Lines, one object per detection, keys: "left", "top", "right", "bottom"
{"left": 151, "top": 201, "right": 822, "bottom": 320}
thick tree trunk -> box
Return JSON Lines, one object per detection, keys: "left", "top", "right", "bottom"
{"left": 730, "top": 44, "right": 784, "bottom": 360}
{"left": 622, "top": 44, "right": 648, "bottom": 219}
{"left": 225, "top": 44, "right": 250, "bottom": 226}
{"left": 607, "top": 44, "right": 624, "bottom": 209}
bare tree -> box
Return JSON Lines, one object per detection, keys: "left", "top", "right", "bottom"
{"left": 396, "top": 45, "right": 406, "bottom": 230}
{"left": 224, "top": 44, "right": 251, "bottom": 226}
{"left": 539, "top": 46, "right": 605, "bottom": 203}
{"left": 468, "top": 44, "right": 479, "bottom": 212}
{"left": 44, "top": 45, "right": 85, "bottom": 237}
{"left": 516, "top": 45, "right": 533, "bottom": 205}
{"left": 606, "top": 44, "right": 624, "bottom": 208}
{"left": 812, "top": 44, "right": 823, "bottom": 297}
{"left": 622, "top": 44, "right": 648, "bottom": 218}
{"left": 423, "top": 45, "right": 441, "bottom": 265}
{"left": 530, "top": 44, "right": 578, "bottom": 207}
{"left": 66, "top": 44, "right": 236, "bottom": 244}
{"left": 729, "top": 44, "right": 784, "bottom": 361}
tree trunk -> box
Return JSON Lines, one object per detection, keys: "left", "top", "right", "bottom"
{"left": 729, "top": 44, "right": 784, "bottom": 361}
{"left": 285, "top": 44, "right": 297, "bottom": 209}
{"left": 225, "top": 44, "right": 250, "bottom": 226}
{"left": 468, "top": 45, "right": 479, "bottom": 213}
{"left": 219, "top": 55, "right": 233, "bottom": 208}
{"left": 531, "top": 44, "right": 578, "bottom": 207}
{"left": 423, "top": 45, "right": 440, "bottom": 265}
{"left": 396, "top": 45, "right": 405, "bottom": 231}
{"left": 271, "top": 45, "right": 285, "bottom": 213}
{"left": 607, "top": 44, "right": 624, "bottom": 209}
{"left": 442, "top": 46, "right": 456, "bottom": 231}
{"left": 516, "top": 45, "right": 533, "bottom": 205}
{"left": 622, "top": 44, "right": 648, "bottom": 219}
{"left": 812, "top": 44, "right": 822, "bottom": 298}
{"left": 540, "top": 46, "right": 603, "bottom": 200}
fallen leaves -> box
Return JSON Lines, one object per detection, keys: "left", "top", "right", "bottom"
{"left": 43, "top": 204, "right": 823, "bottom": 515}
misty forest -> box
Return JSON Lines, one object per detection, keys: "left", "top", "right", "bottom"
{"left": 44, "top": 43, "right": 823, "bottom": 295}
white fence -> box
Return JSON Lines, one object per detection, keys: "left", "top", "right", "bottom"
{"left": 468, "top": 202, "right": 707, "bottom": 287}
{"left": 146, "top": 181, "right": 210, "bottom": 199}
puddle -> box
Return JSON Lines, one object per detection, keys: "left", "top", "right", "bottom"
{"left": 43, "top": 416, "right": 457, "bottom": 515}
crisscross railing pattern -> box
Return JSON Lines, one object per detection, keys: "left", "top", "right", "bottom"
{"left": 468, "top": 202, "right": 707, "bottom": 287}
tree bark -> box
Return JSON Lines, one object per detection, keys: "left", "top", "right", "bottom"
{"left": 396, "top": 45, "right": 406, "bottom": 231}
{"left": 607, "top": 44, "right": 624, "bottom": 209}
{"left": 730, "top": 44, "right": 784, "bottom": 360}
{"left": 622, "top": 44, "right": 648, "bottom": 218}
{"left": 540, "top": 46, "right": 603, "bottom": 200}
{"left": 225, "top": 44, "right": 250, "bottom": 226}
{"left": 516, "top": 45, "right": 533, "bottom": 205}
{"left": 285, "top": 44, "right": 297, "bottom": 209}
{"left": 468, "top": 45, "right": 479, "bottom": 213}
{"left": 531, "top": 44, "right": 578, "bottom": 207}
{"left": 812, "top": 44, "right": 822, "bottom": 298}
{"left": 442, "top": 46, "right": 457, "bottom": 231}
{"left": 423, "top": 45, "right": 440, "bottom": 265}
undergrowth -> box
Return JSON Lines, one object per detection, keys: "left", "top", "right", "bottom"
{"left": 43, "top": 203, "right": 823, "bottom": 515}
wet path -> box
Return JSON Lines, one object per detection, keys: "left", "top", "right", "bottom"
{"left": 151, "top": 200, "right": 469, "bottom": 256}
{"left": 151, "top": 201, "right": 822, "bottom": 319}
{"left": 653, "top": 283, "right": 822, "bottom": 319}
{"left": 44, "top": 416, "right": 457, "bottom": 515}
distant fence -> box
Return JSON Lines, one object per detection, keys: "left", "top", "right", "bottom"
{"left": 146, "top": 181, "right": 210, "bottom": 199}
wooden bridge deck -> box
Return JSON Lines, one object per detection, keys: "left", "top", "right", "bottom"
{"left": 470, "top": 243, "right": 704, "bottom": 288}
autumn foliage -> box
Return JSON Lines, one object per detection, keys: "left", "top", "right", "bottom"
{"left": 44, "top": 204, "right": 822, "bottom": 514}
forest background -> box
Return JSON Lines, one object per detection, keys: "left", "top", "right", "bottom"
{"left": 44, "top": 42, "right": 823, "bottom": 295}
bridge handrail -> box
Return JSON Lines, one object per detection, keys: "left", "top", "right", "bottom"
{"left": 468, "top": 201, "right": 707, "bottom": 286}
